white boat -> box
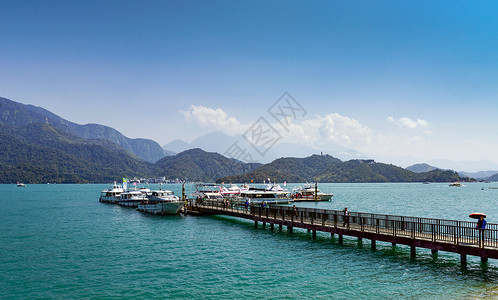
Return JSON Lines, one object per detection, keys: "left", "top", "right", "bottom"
{"left": 236, "top": 185, "right": 291, "bottom": 205}
{"left": 99, "top": 182, "right": 124, "bottom": 203}
{"left": 292, "top": 184, "right": 333, "bottom": 201}
{"left": 137, "top": 190, "right": 183, "bottom": 215}
{"left": 449, "top": 182, "right": 464, "bottom": 187}
{"left": 16, "top": 182, "right": 26, "bottom": 187}
{"left": 118, "top": 190, "right": 148, "bottom": 207}
{"left": 219, "top": 184, "right": 249, "bottom": 197}
{"left": 192, "top": 184, "right": 224, "bottom": 201}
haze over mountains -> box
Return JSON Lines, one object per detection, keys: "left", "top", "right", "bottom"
{"left": 0, "top": 96, "right": 496, "bottom": 183}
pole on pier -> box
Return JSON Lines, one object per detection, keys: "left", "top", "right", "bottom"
{"left": 262, "top": 222, "right": 266, "bottom": 228}
{"left": 431, "top": 249, "right": 438, "bottom": 256}
{"left": 481, "top": 257, "right": 488, "bottom": 264}
{"left": 312, "top": 230, "right": 316, "bottom": 239}
{"left": 288, "top": 226, "right": 293, "bottom": 234}
{"left": 371, "top": 240, "right": 376, "bottom": 250}
{"left": 314, "top": 182, "right": 318, "bottom": 201}
{"left": 339, "top": 234, "right": 343, "bottom": 244}
{"left": 279, "top": 224, "right": 283, "bottom": 231}
{"left": 270, "top": 223, "right": 274, "bottom": 231}
{"left": 461, "top": 254, "right": 467, "bottom": 268}
{"left": 182, "top": 182, "right": 185, "bottom": 201}
{"left": 254, "top": 221, "right": 258, "bottom": 228}
{"left": 410, "top": 246, "right": 416, "bottom": 258}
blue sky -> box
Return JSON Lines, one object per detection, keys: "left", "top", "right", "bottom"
{"left": 1, "top": 1, "right": 497, "bottom": 170}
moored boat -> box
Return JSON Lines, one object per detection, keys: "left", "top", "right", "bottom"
{"left": 137, "top": 190, "right": 183, "bottom": 215}
{"left": 99, "top": 182, "right": 124, "bottom": 203}
{"left": 236, "top": 185, "right": 291, "bottom": 205}
{"left": 16, "top": 182, "right": 26, "bottom": 187}
{"left": 292, "top": 184, "right": 333, "bottom": 201}
{"left": 118, "top": 190, "right": 148, "bottom": 207}
{"left": 192, "top": 184, "right": 224, "bottom": 202}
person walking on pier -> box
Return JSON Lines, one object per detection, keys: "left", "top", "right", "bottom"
{"left": 477, "top": 215, "right": 487, "bottom": 229}
{"left": 342, "top": 207, "right": 349, "bottom": 227}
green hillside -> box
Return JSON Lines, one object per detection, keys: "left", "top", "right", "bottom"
{"left": 217, "top": 157, "right": 467, "bottom": 183}
{"left": 0, "top": 123, "right": 156, "bottom": 183}
{"left": 156, "top": 148, "right": 261, "bottom": 182}
{"left": 0, "top": 97, "right": 167, "bottom": 162}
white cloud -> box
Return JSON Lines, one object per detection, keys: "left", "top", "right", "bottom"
{"left": 387, "top": 116, "right": 429, "bottom": 129}
{"left": 181, "top": 105, "right": 246, "bottom": 135}
{"left": 182, "top": 104, "right": 373, "bottom": 152}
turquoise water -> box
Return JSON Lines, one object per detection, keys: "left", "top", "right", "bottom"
{"left": 1, "top": 183, "right": 498, "bottom": 299}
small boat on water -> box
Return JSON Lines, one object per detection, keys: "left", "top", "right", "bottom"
{"left": 99, "top": 182, "right": 124, "bottom": 203}
{"left": 16, "top": 182, "right": 26, "bottom": 187}
{"left": 292, "top": 184, "right": 333, "bottom": 201}
{"left": 449, "top": 182, "right": 464, "bottom": 187}
{"left": 137, "top": 190, "right": 183, "bottom": 215}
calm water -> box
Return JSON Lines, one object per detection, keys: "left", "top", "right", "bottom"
{"left": 1, "top": 183, "right": 498, "bottom": 299}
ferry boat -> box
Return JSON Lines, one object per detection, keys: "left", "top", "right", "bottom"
{"left": 292, "top": 184, "right": 333, "bottom": 201}
{"left": 219, "top": 184, "right": 249, "bottom": 197}
{"left": 237, "top": 185, "right": 291, "bottom": 205}
{"left": 137, "top": 190, "right": 183, "bottom": 215}
{"left": 118, "top": 190, "right": 148, "bottom": 207}
{"left": 99, "top": 182, "right": 124, "bottom": 203}
{"left": 192, "top": 184, "right": 224, "bottom": 201}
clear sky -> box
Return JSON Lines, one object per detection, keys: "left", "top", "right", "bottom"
{"left": 1, "top": 1, "right": 497, "bottom": 171}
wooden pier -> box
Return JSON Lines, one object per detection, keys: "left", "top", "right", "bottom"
{"left": 189, "top": 200, "right": 498, "bottom": 267}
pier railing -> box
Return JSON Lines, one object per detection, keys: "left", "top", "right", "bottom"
{"left": 194, "top": 199, "right": 498, "bottom": 249}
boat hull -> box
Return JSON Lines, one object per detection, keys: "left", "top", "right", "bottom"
{"left": 137, "top": 202, "right": 183, "bottom": 215}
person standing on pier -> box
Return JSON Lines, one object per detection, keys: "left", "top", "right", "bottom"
{"left": 477, "top": 215, "right": 487, "bottom": 229}
{"left": 342, "top": 207, "right": 349, "bottom": 227}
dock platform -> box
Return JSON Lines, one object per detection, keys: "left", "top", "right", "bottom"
{"left": 189, "top": 200, "right": 498, "bottom": 267}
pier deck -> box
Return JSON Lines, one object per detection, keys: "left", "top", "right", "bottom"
{"left": 189, "top": 200, "right": 498, "bottom": 266}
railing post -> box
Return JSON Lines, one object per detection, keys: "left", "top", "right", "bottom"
{"left": 432, "top": 224, "right": 435, "bottom": 242}
{"left": 376, "top": 219, "right": 379, "bottom": 234}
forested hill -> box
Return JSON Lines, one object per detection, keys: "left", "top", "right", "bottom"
{"left": 155, "top": 148, "right": 262, "bottom": 182}
{"left": 216, "top": 156, "right": 468, "bottom": 183}
{"left": 0, "top": 123, "right": 156, "bottom": 183}
{"left": 0, "top": 97, "right": 167, "bottom": 162}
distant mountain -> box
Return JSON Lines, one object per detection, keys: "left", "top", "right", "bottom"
{"left": 458, "top": 170, "right": 498, "bottom": 180}
{"left": 487, "top": 173, "right": 498, "bottom": 181}
{"left": 217, "top": 156, "right": 467, "bottom": 183}
{"left": 0, "top": 97, "right": 166, "bottom": 162}
{"left": 155, "top": 148, "right": 262, "bottom": 182}
{"left": 427, "top": 159, "right": 498, "bottom": 174}
{"left": 162, "top": 130, "right": 368, "bottom": 164}
{"left": 406, "top": 163, "right": 439, "bottom": 173}
{"left": 0, "top": 123, "right": 156, "bottom": 183}
{"left": 163, "top": 139, "right": 191, "bottom": 153}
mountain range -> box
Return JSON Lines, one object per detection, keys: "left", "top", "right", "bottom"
{"left": 162, "top": 131, "right": 366, "bottom": 164}
{"left": 0, "top": 97, "right": 170, "bottom": 162}
{"left": 0, "top": 96, "right": 492, "bottom": 184}
{"left": 218, "top": 156, "right": 467, "bottom": 183}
